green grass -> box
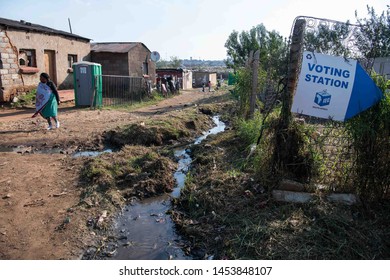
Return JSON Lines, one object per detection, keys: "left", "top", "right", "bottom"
{"left": 174, "top": 127, "right": 390, "bottom": 260}
{"left": 103, "top": 91, "right": 166, "bottom": 111}
{"left": 235, "top": 111, "right": 263, "bottom": 146}
{"left": 11, "top": 90, "right": 36, "bottom": 107}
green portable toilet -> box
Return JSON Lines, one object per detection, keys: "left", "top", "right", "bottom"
{"left": 228, "top": 72, "right": 236, "bottom": 85}
{"left": 73, "top": 62, "right": 102, "bottom": 107}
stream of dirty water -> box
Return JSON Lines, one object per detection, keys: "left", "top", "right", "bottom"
{"left": 109, "top": 116, "right": 226, "bottom": 260}
{"left": 0, "top": 145, "right": 113, "bottom": 157}
{"left": 73, "top": 149, "right": 113, "bottom": 158}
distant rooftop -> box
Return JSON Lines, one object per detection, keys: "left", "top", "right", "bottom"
{"left": 156, "top": 68, "right": 185, "bottom": 71}
{"left": 0, "top": 17, "right": 90, "bottom": 41}
{"left": 91, "top": 42, "right": 151, "bottom": 53}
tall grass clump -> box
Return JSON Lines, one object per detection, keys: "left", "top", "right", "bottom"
{"left": 236, "top": 111, "right": 263, "bottom": 146}
{"left": 234, "top": 68, "right": 267, "bottom": 119}
{"left": 345, "top": 75, "right": 390, "bottom": 201}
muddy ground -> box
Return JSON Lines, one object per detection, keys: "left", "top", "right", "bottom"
{"left": 0, "top": 89, "right": 230, "bottom": 259}
{"left": 4, "top": 87, "right": 386, "bottom": 260}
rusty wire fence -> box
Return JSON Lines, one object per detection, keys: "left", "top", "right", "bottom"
{"left": 100, "top": 75, "right": 147, "bottom": 106}
{"left": 263, "top": 16, "right": 390, "bottom": 198}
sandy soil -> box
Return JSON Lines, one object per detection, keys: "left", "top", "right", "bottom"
{"left": 0, "top": 89, "right": 218, "bottom": 259}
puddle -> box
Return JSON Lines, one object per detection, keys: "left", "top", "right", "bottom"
{"left": 0, "top": 145, "right": 62, "bottom": 154}
{"left": 0, "top": 146, "right": 14, "bottom": 153}
{"left": 0, "top": 145, "right": 113, "bottom": 157}
{"left": 72, "top": 149, "right": 113, "bottom": 158}
{"left": 108, "top": 116, "right": 226, "bottom": 260}
{"left": 109, "top": 196, "right": 190, "bottom": 260}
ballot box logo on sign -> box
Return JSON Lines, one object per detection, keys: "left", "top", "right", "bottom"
{"left": 314, "top": 90, "right": 331, "bottom": 107}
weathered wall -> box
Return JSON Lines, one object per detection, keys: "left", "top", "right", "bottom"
{"left": 209, "top": 73, "right": 217, "bottom": 86}
{"left": 91, "top": 52, "right": 129, "bottom": 76}
{"left": 128, "top": 44, "right": 156, "bottom": 83}
{"left": 192, "top": 72, "right": 217, "bottom": 88}
{"left": 0, "top": 27, "right": 90, "bottom": 101}
{"left": 0, "top": 28, "right": 23, "bottom": 101}
{"left": 182, "top": 71, "right": 192, "bottom": 90}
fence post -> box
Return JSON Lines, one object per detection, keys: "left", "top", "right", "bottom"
{"left": 281, "top": 18, "right": 306, "bottom": 126}
{"left": 90, "top": 75, "right": 97, "bottom": 109}
{"left": 271, "top": 18, "right": 306, "bottom": 181}
{"left": 249, "top": 50, "right": 260, "bottom": 119}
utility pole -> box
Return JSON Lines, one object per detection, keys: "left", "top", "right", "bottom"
{"left": 68, "top": 18, "right": 73, "bottom": 34}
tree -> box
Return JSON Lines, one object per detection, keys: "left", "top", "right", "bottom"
{"left": 224, "top": 24, "right": 287, "bottom": 77}
{"left": 156, "top": 56, "right": 183, "bottom": 69}
{"left": 225, "top": 24, "right": 287, "bottom": 119}
{"left": 302, "top": 6, "right": 390, "bottom": 61}
{"left": 156, "top": 59, "right": 169, "bottom": 68}
{"left": 304, "top": 21, "right": 352, "bottom": 57}
{"left": 355, "top": 5, "right": 390, "bottom": 59}
{"left": 169, "top": 56, "right": 182, "bottom": 68}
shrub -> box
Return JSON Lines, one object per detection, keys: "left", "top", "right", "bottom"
{"left": 234, "top": 68, "right": 267, "bottom": 118}
{"left": 345, "top": 75, "right": 390, "bottom": 201}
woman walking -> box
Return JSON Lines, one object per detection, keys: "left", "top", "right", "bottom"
{"left": 32, "top": 73, "right": 60, "bottom": 130}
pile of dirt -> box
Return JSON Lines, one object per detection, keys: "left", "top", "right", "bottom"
{"left": 105, "top": 123, "right": 188, "bottom": 147}
{"left": 81, "top": 145, "right": 177, "bottom": 204}
{"left": 104, "top": 109, "right": 212, "bottom": 147}
{"left": 173, "top": 128, "right": 390, "bottom": 260}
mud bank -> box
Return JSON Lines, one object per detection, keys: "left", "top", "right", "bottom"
{"left": 82, "top": 116, "right": 226, "bottom": 259}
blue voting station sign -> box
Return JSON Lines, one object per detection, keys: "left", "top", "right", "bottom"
{"left": 292, "top": 51, "right": 383, "bottom": 121}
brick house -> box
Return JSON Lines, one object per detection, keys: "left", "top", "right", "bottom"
{"left": 90, "top": 42, "right": 156, "bottom": 83}
{"left": 0, "top": 17, "right": 90, "bottom": 102}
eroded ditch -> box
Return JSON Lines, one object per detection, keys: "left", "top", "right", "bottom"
{"left": 0, "top": 109, "right": 226, "bottom": 260}
{"left": 83, "top": 116, "right": 226, "bottom": 260}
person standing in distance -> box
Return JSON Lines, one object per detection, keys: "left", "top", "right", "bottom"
{"left": 33, "top": 72, "right": 60, "bottom": 130}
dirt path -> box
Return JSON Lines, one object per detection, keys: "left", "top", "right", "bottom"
{"left": 0, "top": 89, "right": 223, "bottom": 260}
{"left": 0, "top": 89, "right": 213, "bottom": 148}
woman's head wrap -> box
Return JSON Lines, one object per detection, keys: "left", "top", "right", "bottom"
{"left": 40, "top": 72, "right": 50, "bottom": 80}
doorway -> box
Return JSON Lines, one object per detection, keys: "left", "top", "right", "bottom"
{"left": 44, "top": 50, "right": 57, "bottom": 84}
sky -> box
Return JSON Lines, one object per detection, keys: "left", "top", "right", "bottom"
{"left": 1, "top": 0, "right": 388, "bottom": 60}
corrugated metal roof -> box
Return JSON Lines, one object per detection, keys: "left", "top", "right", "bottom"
{"left": 91, "top": 42, "right": 151, "bottom": 53}
{"left": 192, "top": 71, "right": 218, "bottom": 74}
{"left": 91, "top": 43, "right": 137, "bottom": 53}
{"left": 156, "top": 68, "right": 184, "bottom": 72}
{"left": 0, "top": 17, "right": 90, "bottom": 41}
